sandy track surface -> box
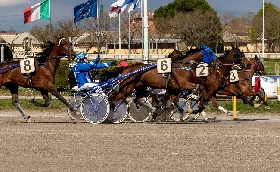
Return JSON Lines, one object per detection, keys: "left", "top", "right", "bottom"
{"left": 1, "top": 110, "right": 280, "bottom": 172}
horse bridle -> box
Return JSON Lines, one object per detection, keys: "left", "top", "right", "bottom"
{"left": 252, "top": 59, "right": 265, "bottom": 75}
{"left": 58, "top": 38, "right": 72, "bottom": 57}
{"left": 42, "top": 38, "right": 72, "bottom": 61}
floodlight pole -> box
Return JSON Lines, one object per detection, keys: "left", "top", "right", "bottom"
{"left": 143, "top": 0, "right": 149, "bottom": 63}
{"left": 97, "top": 0, "right": 101, "bottom": 58}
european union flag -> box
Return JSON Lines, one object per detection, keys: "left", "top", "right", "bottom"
{"left": 74, "top": 0, "right": 97, "bottom": 24}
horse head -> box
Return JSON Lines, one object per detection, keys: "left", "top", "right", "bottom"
{"left": 168, "top": 49, "right": 184, "bottom": 62}
{"left": 55, "top": 37, "right": 76, "bottom": 60}
{"left": 250, "top": 55, "right": 266, "bottom": 76}
{"left": 240, "top": 56, "right": 251, "bottom": 69}
{"left": 230, "top": 45, "right": 245, "bottom": 64}
{"left": 210, "top": 46, "right": 239, "bottom": 71}
{"left": 222, "top": 45, "right": 244, "bottom": 65}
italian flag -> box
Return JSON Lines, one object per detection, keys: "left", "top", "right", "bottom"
{"left": 23, "top": 0, "right": 50, "bottom": 24}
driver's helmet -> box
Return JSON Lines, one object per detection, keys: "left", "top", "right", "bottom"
{"left": 75, "top": 52, "right": 87, "bottom": 62}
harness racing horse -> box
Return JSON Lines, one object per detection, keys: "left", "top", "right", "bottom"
{"left": 109, "top": 45, "right": 217, "bottom": 121}
{"left": 214, "top": 55, "right": 268, "bottom": 113}
{"left": 155, "top": 45, "right": 245, "bottom": 121}
{"left": 183, "top": 45, "right": 242, "bottom": 119}
{"left": 0, "top": 37, "right": 75, "bottom": 120}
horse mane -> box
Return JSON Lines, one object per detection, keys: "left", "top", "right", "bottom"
{"left": 171, "top": 48, "right": 200, "bottom": 62}
{"left": 167, "top": 49, "right": 183, "bottom": 61}
{"left": 35, "top": 41, "right": 55, "bottom": 63}
{"left": 186, "top": 47, "right": 200, "bottom": 55}
{"left": 219, "top": 48, "right": 241, "bottom": 64}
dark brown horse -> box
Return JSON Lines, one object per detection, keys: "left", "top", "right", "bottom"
{"left": 109, "top": 47, "right": 206, "bottom": 109}
{"left": 214, "top": 55, "right": 268, "bottom": 112}
{"left": 0, "top": 37, "right": 75, "bottom": 119}
{"left": 110, "top": 44, "right": 243, "bottom": 121}
{"left": 110, "top": 45, "right": 222, "bottom": 112}
{"left": 193, "top": 46, "right": 242, "bottom": 109}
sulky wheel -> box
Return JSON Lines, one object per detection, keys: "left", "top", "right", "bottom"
{"left": 80, "top": 93, "right": 110, "bottom": 124}
{"left": 107, "top": 99, "right": 128, "bottom": 124}
{"left": 67, "top": 95, "right": 83, "bottom": 120}
{"left": 127, "top": 99, "right": 152, "bottom": 123}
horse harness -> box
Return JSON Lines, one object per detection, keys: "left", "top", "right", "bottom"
{"left": 162, "top": 60, "right": 198, "bottom": 89}
{"left": 27, "top": 38, "right": 70, "bottom": 85}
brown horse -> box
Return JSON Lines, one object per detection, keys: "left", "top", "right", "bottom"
{"left": 109, "top": 47, "right": 209, "bottom": 110}
{"left": 191, "top": 46, "right": 243, "bottom": 112}
{"left": 214, "top": 55, "right": 268, "bottom": 112}
{"left": 0, "top": 37, "right": 75, "bottom": 119}
{"left": 109, "top": 45, "right": 238, "bottom": 115}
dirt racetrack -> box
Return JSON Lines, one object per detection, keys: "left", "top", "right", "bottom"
{"left": 1, "top": 109, "right": 280, "bottom": 172}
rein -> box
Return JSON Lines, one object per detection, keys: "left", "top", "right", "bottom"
{"left": 222, "top": 64, "right": 234, "bottom": 66}
{"left": 239, "top": 69, "right": 253, "bottom": 72}
{"left": 0, "top": 64, "right": 20, "bottom": 71}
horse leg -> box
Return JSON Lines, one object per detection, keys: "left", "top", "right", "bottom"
{"left": 9, "top": 88, "right": 30, "bottom": 119}
{"left": 211, "top": 95, "right": 233, "bottom": 116}
{"left": 134, "top": 86, "right": 156, "bottom": 113}
{"left": 240, "top": 94, "right": 255, "bottom": 106}
{"left": 110, "top": 82, "right": 137, "bottom": 109}
{"left": 248, "top": 92, "right": 270, "bottom": 109}
{"left": 258, "top": 93, "right": 270, "bottom": 109}
{"left": 190, "top": 99, "right": 205, "bottom": 117}
{"left": 149, "top": 91, "right": 173, "bottom": 121}
{"left": 29, "top": 89, "right": 50, "bottom": 107}
{"left": 181, "top": 85, "right": 207, "bottom": 120}
{"left": 47, "top": 86, "right": 75, "bottom": 111}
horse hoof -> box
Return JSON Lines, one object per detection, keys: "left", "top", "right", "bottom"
{"left": 205, "top": 117, "right": 216, "bottom": 122}
{"left": 171, "top": 112, "right": 181, "bottom": 122}
{"left": 182, "top": 113, "right": 190, "bottom": 121}
{"left": 24, "top": 116, "right": 31, "bottom": 119}
{"left": 194, "top": 113, "right": 200, "bottom": 120}
{"left": 227, "top": 111, "right": 239, "bottom": 116}
{"left": 188, "top": 114, "right": 196, "bottom": 122}
{"left": 25, "top": 116, "right": 31, "bottom": 123}
{"left": 227, "top": 111, "right": 233, "bottom": 116}
{"left": 187, "top": 108, "right": 193, "bottom": 114}
{"left": 254, "top": 104, "right": 261, "bottom": 109}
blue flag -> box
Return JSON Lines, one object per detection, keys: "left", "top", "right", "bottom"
{"left": 74, "top": 0, "right": 97, "bottom": 24}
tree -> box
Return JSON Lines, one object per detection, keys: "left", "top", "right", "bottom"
{"left": 52, "top": 19, "right": 77, "bottom": 40}
{"left": 154, "top": 0, "right": 212, "bottom": 18}
{"left": 30, "top": 24, "right": 54, "bottom": 43}
{"left": 251, "top": 2, "right": 280, "bottom": 52}
{"left": 74, "top": 11, "right": 120, "bottom": 53}
{"left": 153, "top": 0, "right": 222, "bottom": 52}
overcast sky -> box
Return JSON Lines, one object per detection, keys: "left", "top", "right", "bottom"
{"left": 0, "top": 0, "right": 280, "bottom": 32}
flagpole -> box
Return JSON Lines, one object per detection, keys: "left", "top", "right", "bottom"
{"left": 97, "top": 0, "right": 101, "bottom": 58}
{"left": 119, "top": 13, "right": 121, "bottom": 59}
{"left": 262, "top": 0, "right": 264, "bottom": 63}
{"left": 143, "top": 0, "right": 149, "bottom": 63}
{"left": 49, "top": 0, "right": 51, "bottom": 41}
{"left": 128, "top": 12, "right": 131, "bottom": 59}
{"left": 141, "top": 0, "right": 144, "bottom": 61}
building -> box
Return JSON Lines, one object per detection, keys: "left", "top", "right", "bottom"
{"left": 0, "top": 32, "right": 42, "bottom": 58}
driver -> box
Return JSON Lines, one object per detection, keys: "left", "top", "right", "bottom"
{"left": 70, "top": 52, "right": 116, "bottom": 93}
